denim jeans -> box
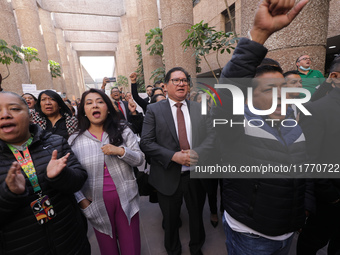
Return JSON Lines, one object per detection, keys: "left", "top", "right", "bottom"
{"left": 222, "top": 215, "right": 294, "bottom": 255}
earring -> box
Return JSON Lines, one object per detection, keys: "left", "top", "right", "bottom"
{"left": 84, "top": 114, "right": 87, "bottom": 117}
{"left": 108, "top": 111, "right": 110, "bottom": 114}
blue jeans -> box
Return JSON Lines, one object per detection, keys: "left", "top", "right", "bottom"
{"left": 222, "top": 215, "right": 294, "bottom": 255}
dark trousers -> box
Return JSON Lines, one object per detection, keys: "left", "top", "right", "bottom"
{"left": 157, "top": 174, "right": 206, "bottom": 255}
{"left": 297, "top": 203, "right": 340, "bottom": 255}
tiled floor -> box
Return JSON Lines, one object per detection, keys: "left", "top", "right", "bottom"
{"left": 88, "top": 192, "right": 327, "bottom": 255}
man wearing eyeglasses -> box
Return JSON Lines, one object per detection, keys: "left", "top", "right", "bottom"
{"left": 141, "top": 67, "right": 214, "bottom": 255}
{"left": 296, "top": 55, "right": 325, "bottom": 95}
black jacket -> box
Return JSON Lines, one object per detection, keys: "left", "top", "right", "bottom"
{"left": 300, "top": 88, "right": 340, "bottom": 204}
{"left": 0, "top": 124, "right": 90, "bottom": 255}
{"left": 212, "top": 38, "right": 310, "bottom": 236}
{"left": 140, "top": 99, "right": 214, "bottom": 196}
{"left": 131, "top": 82, "right": 148, "bottom": 113}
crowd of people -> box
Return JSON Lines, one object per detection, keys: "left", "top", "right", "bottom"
{"left": 0, "top": 0, "right": 340, "bottom": 254}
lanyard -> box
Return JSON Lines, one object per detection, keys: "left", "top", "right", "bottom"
{"left": 7, "top": 136, "right": 41, "bottom": 193}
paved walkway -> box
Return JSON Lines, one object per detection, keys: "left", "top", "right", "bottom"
{"left": 88, "top": 191, "right": 327, "bottom": 255}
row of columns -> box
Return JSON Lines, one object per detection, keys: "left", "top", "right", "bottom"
{"left": 0, "top": 0, "right": 331, "bottom": 95}
{"left": 0, "top": 0, "right": 83, "bottom": 99}
{"left": 116, "top": 0, "right": 196, "bottom": 87}
{"left": 117, "top": 0, "right": 330, "bottom": 83}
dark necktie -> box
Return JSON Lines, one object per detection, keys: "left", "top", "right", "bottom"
{"left": 175, "top": 102, "right": 190, "bottom": 150}
{"left": 116, "top": 101, "right": 125, "bottom": 118}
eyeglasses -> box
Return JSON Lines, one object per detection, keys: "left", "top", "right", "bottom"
{"left": 298, "top": 57, "right": 312, "bottom": 62}
{"left": 171, "top": 78, "right": 189, "bottom": 86}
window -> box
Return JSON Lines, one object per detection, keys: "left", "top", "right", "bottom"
{"left": 222, "top": 4, "right": 235, "bottom": 33}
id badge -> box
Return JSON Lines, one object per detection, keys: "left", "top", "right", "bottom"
{"left": 30, "top": 195, "right": 56, "bottom": 225}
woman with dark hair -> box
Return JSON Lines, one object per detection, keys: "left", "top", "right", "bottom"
{"left": 150, "top": 93, "right": 166, "bottom": 104}
{"left": 150, "top": 86, "right": 164, "bottom": 98}
{"left": 69, "top": 88, "right": 144, "bottom": 255}
{"left": 31, "top": 90, "right": 77, "bottom": 139}
{"left": 22, "top": 93, "right": 38, "bottom": 110}
{"left": 0, "top": 91, "right": 90, "bottom": 255}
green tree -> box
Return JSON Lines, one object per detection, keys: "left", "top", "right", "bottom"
{"left": 145, "top": 27, "right": 166, "bottom": 83}
{"left": 181, "top": 20, "right": 238, "bottom": 81}
{"left": 117, "top": 75, "right": 128, "bottom": 90}
{"left": 145, "top": 27, "right": 164, "bottom": 58}
{"left": 0, "top": 39, "right": 23, "bottom": 80}
{"left": 145, "top": 27, "right": 203, "bottom": 80}
{"left": 135, "top": 44, "right": 145, "bottom": 93}
{"left": 49, "top": 60, "right": 62, "bottom": 78}
{"left": 21, "top": 46, "right": 41, "bottom": 83}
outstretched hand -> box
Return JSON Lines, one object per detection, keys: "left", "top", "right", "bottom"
{"left": 5, "top": 162, "right": 25, "bottom": 195}
{"left": 46, "top": 150, "right": 70, "bottom": 179}
{"left": 250, "top": 0, "right": 309, "bottom": 44}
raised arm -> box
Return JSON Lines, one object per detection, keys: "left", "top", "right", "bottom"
{"left": 130, "top": 72, "right": 148, "bottom": 113}
{"left": 221, "top": 0, "right": 309, "bottom": 80}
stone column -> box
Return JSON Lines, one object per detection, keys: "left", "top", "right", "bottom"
{"left": 0, "top": 0, "right": 29, "bottom": 94}
{"left": 116, "top": 19, "right": 128, "bottom": 79}
{"left": 66, "top": 43, "right": 84, "bottom": 99}
{"left": 137, "top": 0, "right": 163, "bottom": 85}
{"left": 116, "top": 0, "right": 140, "bottom": 93}
{"left": 115, "top": 45, "right": 127, "bottom": 91}
{"left": 38, "top": 9, "right": 66, "bottom": 93}
{"left": 241, "top": 0, "right": 330, "bottom": 73}
{"left": 71, "top": 49, "right": 84, "bottom": 98}
{"left": 55, "top": 28, "right": 74, "bottom": 96}
{"left": 11, "top": 0, "right": 53, "bottom": 89}
{"left": 75, "top": 52, "right": 86, "bottom": 97}
{"left": 328, "top": 0, "right": 340, "bottom": 38}
{"left": 66, "top": 42, "right": 77, "bottom": 99}
{"left": 124, "top": 0, "right": 139, "bottom": 79}
{"left": 159, "top": 0, "right": 196, "bottom": 77}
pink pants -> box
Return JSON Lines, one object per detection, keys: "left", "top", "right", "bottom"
{"left": 94, "top": 189, "right": 140, "bottom": 255}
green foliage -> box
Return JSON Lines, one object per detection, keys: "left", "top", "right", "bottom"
{"left": 150, "top": 66, "right": 165, "bottom": 83}
{"left": 145, "top": 28, "right": 166, "bottom": 83}
{"left": 145, "top": 27, "right": 163, "bottom": 57}
{"left": 49, "top": 60, "right": 62, "bottom": 78}
{"left": 21, "top": 46, "right": 41, "bottom": 83}
{"left": 181, "top": 21, "right": 236, "bottom": 55}
{"left": 117, "top": 75, "right": 128, "bottom": 88}
{"left": 0, "top": 39, "right": 23, "bottom": 66}
{"left": 181, "top": 20, "right": 238, "bottom": 79}
{"left": 135, "top": 44, "right": 145, "bottom": 93}
{"left": 21, "top": 46, "right": 41, "bottom": 63}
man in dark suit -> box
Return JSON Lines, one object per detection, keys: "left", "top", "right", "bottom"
{"left": 140, "top": 67, "right": 214, "bottom": 255}
{"left": 101, "top": 78, "right": 143, "bottom": 134}
{"left": 144, "top": 85, "right": 153, "bottom": 103}
{"left": 297, "top": 57, "right": 340, "bottom": 255}
{"left": 110, "top": 87, "right": 130, "bottom": 120}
